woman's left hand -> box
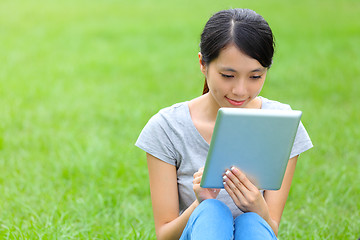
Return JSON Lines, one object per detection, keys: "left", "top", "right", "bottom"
{"left": 193, "top": 167, "right": 221, "bottom": 203}
{"left": 223, "top": 166, "right": 270, "bottom": 220}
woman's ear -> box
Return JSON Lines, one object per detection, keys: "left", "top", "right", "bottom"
{"left": 198, "top": 52, "right": 207, "bottom": 75}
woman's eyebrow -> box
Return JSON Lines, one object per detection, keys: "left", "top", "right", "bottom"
{"left": 220, "top": 67, "right": 237, "bottom": 72}
{"left": 251, "top": 68, "right": 266, "bottom": 73}
{"left": 220, "top": 67, "right": 266, "bottom": 73}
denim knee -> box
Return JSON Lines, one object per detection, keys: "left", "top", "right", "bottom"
{"left": 196, "top": 199, "right": 233, "bottom": 218}
{"left": 180, "top": 199, "right": 234, "bottom": 240}
{"left": 234, "top": 212, "right": 277, "bottom": 240}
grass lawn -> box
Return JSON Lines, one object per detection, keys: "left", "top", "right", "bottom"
{"left": 0, "top": 0, "right": 359, "bottom": 239}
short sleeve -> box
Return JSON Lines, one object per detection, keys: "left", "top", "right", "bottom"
{"left": 135, "top": 112, "right": 177, "bottom": 166}
{"left": 290, "top": 121, "right": 313, "bottom": 158}
{"left": 260, "top": 97, "right": 313, "bottom": 158}
{"left": 281, "top": 104, "right": 313, "bottom": 158}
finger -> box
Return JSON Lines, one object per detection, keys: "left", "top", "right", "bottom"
{"left": 224, "top": 183, "right": 240, "bottom": 206}
{"left": 224, "top": 169, "right": 255, "bottom": 201}
{"left": 193, "top": 167, "right": 205, "bottom": 178}
{"left": 224, "top": 169, "right": 248, "bottom": 192}
{"left": 223, "top": 174, "right": 246, "bottom": 198}
{"left": 193, "top": 176, "right": 202, "bottom": 184}
{"left": 230, "top": 167, "right": 258, "bottom": 192}
{"left": 223, "top": 176, "right": 244, "bottom": 207}
{"left": 193, "top": 171, "right": 202, "bottom": 178}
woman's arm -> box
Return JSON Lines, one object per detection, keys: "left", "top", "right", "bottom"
{"left": 263, "top": 155, "right": 299, "bottom": 235}
{"left": 146, "top": 153, "right": 199, "bottom": 240}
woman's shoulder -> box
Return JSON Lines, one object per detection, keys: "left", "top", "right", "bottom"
{"left": 136, "top": 102, "right": 189, "bottom": 165}
{"left": 260, "top": 96, "right": 292, "bottom": 110}
{"left": 145, "top": 101, "right": 190, "bottom": 129}
{"left": 158, "top": 101, "right": 188, "bottom": 115}
{"left": 151, "top": 101, "right": 189, "bottom": 122}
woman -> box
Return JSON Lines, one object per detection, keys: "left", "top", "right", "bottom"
{"left": 136, "top": 8, "right": 313, "bottom": 240}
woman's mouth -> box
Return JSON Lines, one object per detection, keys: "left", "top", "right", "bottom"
{"left": 225, "top": 97, "right": 246, "bottom": 106}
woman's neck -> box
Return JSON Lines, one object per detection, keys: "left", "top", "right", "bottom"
{"left": 187, "top": 93, "right": 218, "bottom": 125}
{"left": 189, "top": 93, "right": 262, "bottom": 124}
{"left": 202, "top": 93, "right": 221, "bottom": 122}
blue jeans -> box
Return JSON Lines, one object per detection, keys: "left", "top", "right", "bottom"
{"left": 180, "top": 199, "right": 277, "bottom": 240}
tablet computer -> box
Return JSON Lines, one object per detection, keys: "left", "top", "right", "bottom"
{"left": 200, "top": 108, "right": 302, "bottom": 190}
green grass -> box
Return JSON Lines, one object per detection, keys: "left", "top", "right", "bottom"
{"left": 0, "top": 0, "right": 359, "bottom": 239}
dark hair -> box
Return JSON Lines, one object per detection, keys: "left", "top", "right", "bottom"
{"left": 200, "top": 9, "right": 275, "bottom": 94}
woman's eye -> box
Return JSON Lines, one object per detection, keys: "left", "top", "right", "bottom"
{"left": 221, "top": 73, "right": 234, "bottom": 78}
{"left": 250, "top": 75, "right": 262, "bottom": 80}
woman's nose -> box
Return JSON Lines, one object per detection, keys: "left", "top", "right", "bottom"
{"left": 232, "top": 80, "right": 247, "bottom": 96}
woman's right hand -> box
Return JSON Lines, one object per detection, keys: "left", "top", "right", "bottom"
{"left": 193, "top": 167, "right": 220, "bottom": 203}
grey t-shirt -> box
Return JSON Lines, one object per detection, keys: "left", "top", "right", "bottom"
{"left": 135, "top": 96, "right": 313, "bottom": 218}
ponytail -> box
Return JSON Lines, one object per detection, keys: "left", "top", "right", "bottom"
{"left": 202, "top": 78, "right": 209, "bottom": 94}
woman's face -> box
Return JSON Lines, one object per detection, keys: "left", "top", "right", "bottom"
{"left": 200, "top": 44, "right": 267, "bottom": 109}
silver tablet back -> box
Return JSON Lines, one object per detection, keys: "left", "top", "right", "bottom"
{"left": 200, "top": 108, "right": 302, "bottom": 190}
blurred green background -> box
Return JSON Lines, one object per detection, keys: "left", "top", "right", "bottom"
{"left": 0, "top": 0, "right": 359, "bottom": 239}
